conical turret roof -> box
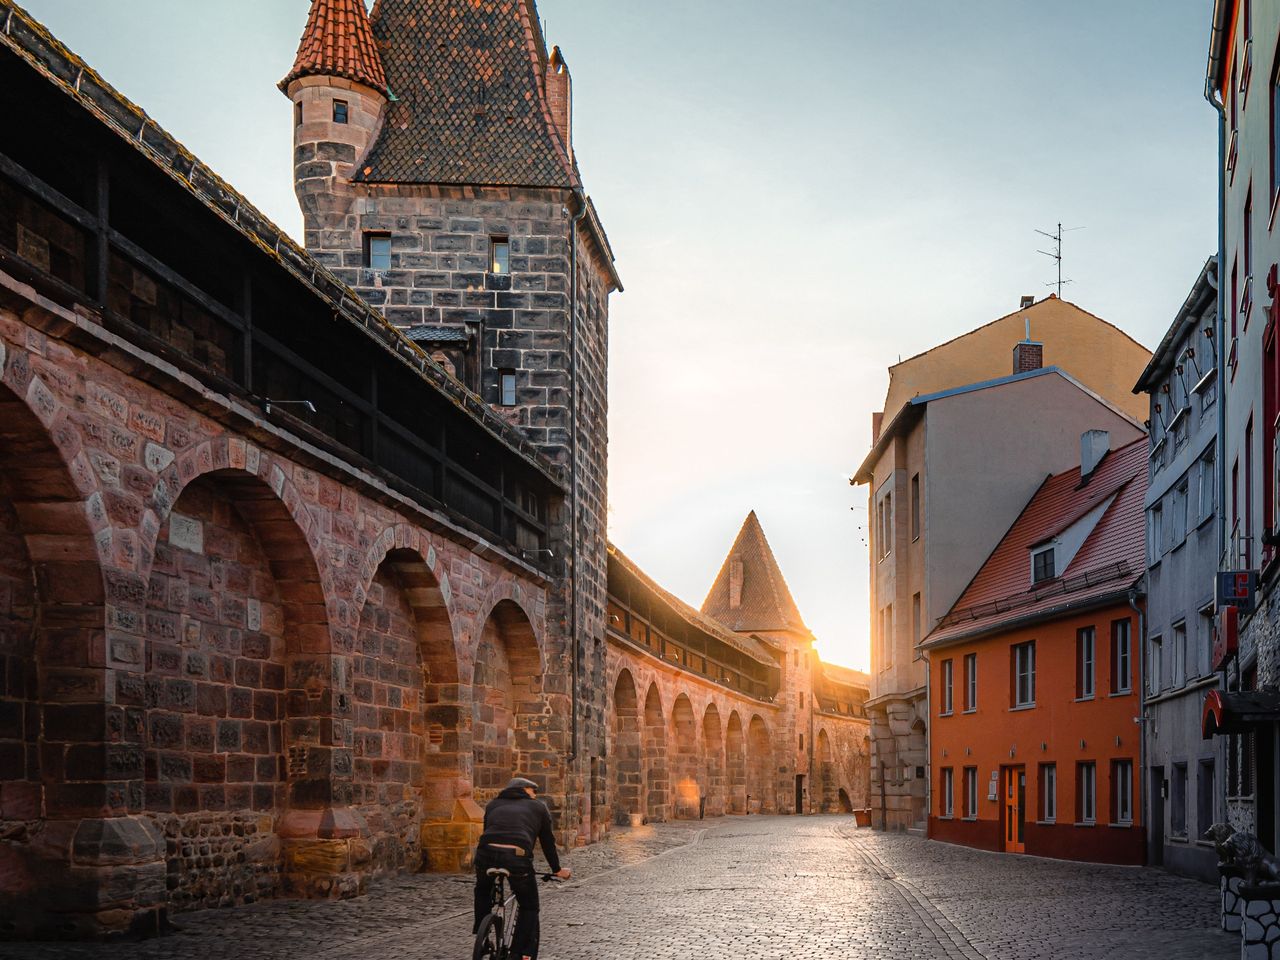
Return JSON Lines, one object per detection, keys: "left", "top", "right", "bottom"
{"left": 280, "top": 0, "right": 388, "bottom": 94}
{"left": 701, "top": 512, "right": 807, "bottom": 634}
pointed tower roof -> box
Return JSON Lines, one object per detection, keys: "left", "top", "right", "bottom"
{"left": 355, "top": 0, "right": 578, "bottom": 187}
{"left": 701, "top": 512, "right": 807, "bottom": 635}
{"left": 280, "top": 0, "right": 388, "bottom": 94}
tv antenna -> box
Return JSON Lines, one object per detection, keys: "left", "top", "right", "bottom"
{"left": 1036, "top": 223, "right": 1085, "bottom": 298}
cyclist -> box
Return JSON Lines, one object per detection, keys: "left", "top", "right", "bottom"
{"left": 473, "top": 777, "right": 572, "bottom": 960}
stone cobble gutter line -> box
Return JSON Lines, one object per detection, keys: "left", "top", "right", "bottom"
{"left": 838, "top": 825, "right": 989, "bottom": 960}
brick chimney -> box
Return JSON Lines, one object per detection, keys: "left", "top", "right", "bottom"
{"left": 1013, "top": 340, "right": 1043, "bottom": 375}
{"left": 1081, "top": 430, "right": 1110, "bottom": 481}
{"left": 545, "top": 46, "right": 573, "bottom": 163}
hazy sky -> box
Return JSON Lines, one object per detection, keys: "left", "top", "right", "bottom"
{"left": 21, "top": 1, "right": 1218, "bottom": 670}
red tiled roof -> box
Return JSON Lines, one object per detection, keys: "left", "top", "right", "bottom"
{"left": 924, "top": 437, "right": 1148, "bottom": 647}
{"left": 356, "top": 0, "right": 578, "bottom": 188}
{"left": 701, "top": 512, "right": 807, "bottom": 634}
{"left": 280, "top": 0, "right": 388, "bottom": 93}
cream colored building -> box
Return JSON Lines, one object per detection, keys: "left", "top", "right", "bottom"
{"left": 853, "top": 300, "right": 1151, "bottom": 832}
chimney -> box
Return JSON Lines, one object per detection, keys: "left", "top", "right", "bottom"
{"left": 1081, "top": 430, "right": 1110, "bottom": 481}
{"left": 545, "top": 47, "right": 573, "bottom": 163}
{"left": 1020, "top": 295, "right": 1035, "bottom": 309}
{"left": 1013, "top": 340, "right": 1043, "bottom": 375}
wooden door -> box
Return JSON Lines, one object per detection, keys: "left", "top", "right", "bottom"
{"left": 1004, "top": 766, "right": 1026, "bottom": 853}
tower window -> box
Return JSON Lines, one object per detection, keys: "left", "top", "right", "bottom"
{"left": 499, "top": 370, "right": 517, "bottom": 407}
{"left": 333, "top": 99, "right": 349, "bottom": 124}
{"left": 295, "top": 101, "right": 303, "bottom": 126}
{"left": 490, "top": 237, "right": 510, "bottom": 275}
{"left": 364, "top": 233, "right": 392, "bottom": 271}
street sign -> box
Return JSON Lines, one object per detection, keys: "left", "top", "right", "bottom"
{"left": 1216, "top": 571, "right": 1259, "bottom": 614}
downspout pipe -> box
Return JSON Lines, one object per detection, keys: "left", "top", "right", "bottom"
{"left": 1128, "top": 587, "right": 1148, "bottom": 866}
{"left": 567, "top": 189, "right": 588, "bottom": 764}
{"left": 1205, "top": 75, "right": 1227, "bottom": 567}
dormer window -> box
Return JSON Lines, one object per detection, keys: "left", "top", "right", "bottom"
{"left": 333, "top": 99, "right": 349, "bottom": 124}
{"left": 1032, "top": 546, "right": 1056, "bottom": 584}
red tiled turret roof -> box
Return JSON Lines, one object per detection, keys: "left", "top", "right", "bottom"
{"left": 280, "top": 0, "right": 388, "bottom": 94}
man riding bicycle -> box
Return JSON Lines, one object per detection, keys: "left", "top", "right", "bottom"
{"left": 473, "top": 777, "right": 572, "bottom": 960}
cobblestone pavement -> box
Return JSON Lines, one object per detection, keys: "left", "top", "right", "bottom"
{"left": 7, "top": 816, "right": 1234, "bottom": 959}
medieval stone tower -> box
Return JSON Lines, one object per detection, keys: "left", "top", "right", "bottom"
{"left": 282, "top": 0, "right": 620, "bottom": 838}
{"left": 702, "top": 512, "right": 817, "bottom": 813}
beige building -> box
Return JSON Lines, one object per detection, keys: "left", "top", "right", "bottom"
{"left": 853, "top": 301, "right": 1151, "bottom": 832}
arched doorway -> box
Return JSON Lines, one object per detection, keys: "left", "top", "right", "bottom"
{"left": 838, "top": 788, "right": 854, "bottom": 813}
{"left": 726, "top": 711, "right": 747, "bottom": 814}
{"left": 144, "top": 470, "right": 328, "bottom": 908}
{"left": 702, "top": 703, "right": 725, "bottom": 817}
{"left": 817, "top": 729, "right": 836, "bottom": 813}
{"left": 747, "top": 715, "right": 774, "bottom": 814}
{"left": 471, "top": 600, "right": 547, "bottom": 804}
{"left": 611, "top": 670, "right": 642, "bottom": 825}
{"left": 643, "top": 684, "right": 668, "bottom": 822}
{"left": 670, "top": 694, "right": 700, "bottom": 819}
{"left": 354, "top": 548, "right": 460, "bottom": 872}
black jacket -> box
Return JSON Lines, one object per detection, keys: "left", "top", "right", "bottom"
{"left": 478, "top": 787, "right": 561, "bottom": 872}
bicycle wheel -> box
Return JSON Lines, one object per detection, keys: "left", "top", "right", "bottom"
{"left": 472, "top": 913, "right": 503, "bottom": 960}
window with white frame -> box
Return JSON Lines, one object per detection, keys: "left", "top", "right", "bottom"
{"left": 941, "top": 767, "right": 954, "bottom": 817}
{"left": 1172, "top": 622, "right": 1187, "bottom": 688}
{"left": 1013, "top": 641, "right": 1035, "bottom": 707}
{"left": 1198, "top": 451, "right": 1216, "bottom": 522}
{"left": 940, "top": 659, "right": 954, "bottom": 715}
{"left": 1040, "top": 763, "right": 1057, "bottom": 822}
{"left": 1149, "top": 635, "right": 1163, "bottom": 696}
{"left": 963, "top": 653, "right": 977, "bottom": 712}
{"left": 1077, "top": 761, "right": 1097, "bottom": 824}
{"left": 1148, "top": 504, "right": 1163, "bottom": 564}
{"left": 1076, "top": 627, "right": 1095, "bottom": 700}
{"left": 964, "top": 767, "right": 977, "bottom": 818}
{"left": 1111, "top": 619, "right": 1132, "bottom": 694}
{"left": 1172, "top": 482, "right": 1188, "bottom": 544}
{"left": 876, "top": 484, "right": 894, "bottom": 560}
{"left": 1112, "top": 759, "right": 1133, "bottom": 825}
{"left": 1032, "top": 545, "right": 1056, "bottom": 584}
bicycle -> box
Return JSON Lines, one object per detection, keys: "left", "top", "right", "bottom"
{"left": 472, "top": 867, "right": 559, "bottom": 960}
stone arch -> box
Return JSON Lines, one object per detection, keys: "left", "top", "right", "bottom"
{"left": 701, "top": 702, "right": 725, "bottom": 818}
{"left": 610, "top": 668, "right": 642, "bottom": 826}
{"left": 142, "top": 467, "right": 331, "bottom": 907}
{"left": 725, "top": 711, "right": 747, "bottom": 815}
{"left": 838, "top": 787, "right": 854, "bottom": 813}
{"left": 670, "top": 693, "right": 700, "bottom": 819}
{"left": 352, "top": 546, "right": 463, "bottom": 873}
{"left": 747, "top": 714, "right": 774, "bottom": 814}
{"left": 817, "top": 728, "right": 836, "bottom": 814}
{"left": 642, "top": 683, "right": 668, "bottom": 822}
{"left": 471, "top": 598, "right": 553, "bottom": 805}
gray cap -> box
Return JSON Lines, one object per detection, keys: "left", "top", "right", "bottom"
{"left": 507, "top": 777, "right": 538, "bottom": 792}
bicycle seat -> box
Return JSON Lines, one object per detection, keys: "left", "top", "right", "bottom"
{"left": 486, "top": 868, "right": 511, "bottom": 878}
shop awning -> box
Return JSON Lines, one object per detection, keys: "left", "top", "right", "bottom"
{"left": 1202, "top": 689, "right": 1280, "bottom": 739}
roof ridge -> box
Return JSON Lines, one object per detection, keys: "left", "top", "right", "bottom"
{"left": 280, "top": 0, "right": 388, "bottom": 94}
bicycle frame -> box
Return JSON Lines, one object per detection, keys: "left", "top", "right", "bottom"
{"left": 491, "top": 873, "right": 519, "bottom": 956}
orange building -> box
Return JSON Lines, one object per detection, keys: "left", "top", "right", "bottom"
{"left": 922, "top": 433, "right": 1147, "bottom": 864}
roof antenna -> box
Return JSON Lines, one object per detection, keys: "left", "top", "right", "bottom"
{"left": 1035, "top": 222, "right": 1085, "bottom": 298}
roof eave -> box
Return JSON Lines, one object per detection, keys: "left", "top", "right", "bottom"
{"left": 920, "top": 587, "right": 1136, "bottom": 652}
{"left": 1133, "top": 257, "right": 1218, "bottom": 393}
{"left": 1206, "top": 0, "right": 1232, "bottom": 94}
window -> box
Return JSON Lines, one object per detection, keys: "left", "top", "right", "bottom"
{"left": 1171, "top": 763, "right": 1188, "bottom": 838}
{"left": 799, "top": 692, "right": 804, "bottom": 709}
{"left": 490, "top": 237, "right": 510, "bottom": 275}
{"left": 964, "top": 767, "right": 978, "bottom": 818}
{"left": 1198, "top": 451, "right": 1216, "bottom": 523}
{"left": 1013, "top": 641, "right": 1035, "bottom": 707}
{"left": 1172, "top": 622, "right": 1187, "bottom": 689}
{"left": 1148, "top": 505, "right": 1163, "bottom": 565}
{"left": 1245, "top": 188, "right": 1254, "bottom": 306}
{"left": 1111, "top": 619, "right": 1132, "bottom": 694}
{"left": 1149, "top": 636, "right": 1162, "bottom": 696}
{"left": 1076, "top": 627, "right": 1095, "bottom": 700}
{"left": 499, "top": 370, "right": 517, "bottom": 407}
{"left": 910, "top": 473, "right": 921, "bottom": 540}
{"left": 1032, "top": 546, "right": 1055, "bottom": 584}
{"left": 1111, "top": 759, "right": 1133, "bottom": 825}
{"left": 1077, "top": 761, "right": 1097, "bottom": 824}
{"left": 1247, "top": 416, "right": 1256, "bottom": 567}
{"left": 799, "top": 734, "right": 804, "bottom": 751}
{"left": 940, "top": 659, "right": 954, "bottom": 715}
{"left": 879, "top": 604, "right": 893, "bottom": 672}
{"left": 364, "top": 232, "right": 392, "bottom": 271}
{"left": 912, "top": 593, "right": 922, "bottom": 643}
{"left": 1172, "top": 482, "right": 1188, "bottom": 544}
{"left": 1039, "top": 763, "right": 1057, "bottom": 822}
{"left": 875, "top": 484, "right": 894, "bottom": 560}
{"left": 295, "top": 101, "right": 303, "bottom": 126}
{"left": 941, "top": 767, "right": 954, "bottom": 817}
{"left": 1198, "top": 759, "right": 1217, "bottom": 836}
{"left": 963, "top": 653, "right": 977, "bottom": 712}
{"left": 333, "top": 99, "right": 349, "bottom": 124}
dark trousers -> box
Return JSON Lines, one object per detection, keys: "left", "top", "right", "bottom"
{"left": 474, "top": 845, "right": 540, "bottom": 959}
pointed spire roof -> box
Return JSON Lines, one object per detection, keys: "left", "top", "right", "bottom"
{"left": 280, "top": 0, "right": 388, "bottom": 94}
{"left": 701, "top": 512, "right": 807, "bottom": 635}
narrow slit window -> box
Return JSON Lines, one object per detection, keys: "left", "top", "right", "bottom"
{"left": 499, "top": 370, "right": 517, "bottom": 407}
{"left": 295, "top": 101, "right": 303, "bottom": 126}
{"left": 490, "top": 237, "right": 511, "bottom": 275}
{"left": 333, "top": 99, "right": 349, "bottom": 124}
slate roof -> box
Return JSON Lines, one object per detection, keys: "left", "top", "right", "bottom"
{"left": 280, "top": 0, "right": 388, "bottom": 93}
{"left": 608, "top": 545, "right": 777, "bottom": 668}
{"left": 924, "top": 437, "right": 1148, "bottom": 648}
{"left": 357, "top": 0, "right": 578, "bottom": 187}
{"left": 405, "top": 325, "right": 470, "bottom": 344}
{"left": 701, "top": 512, "right": 807, "bottom": 635}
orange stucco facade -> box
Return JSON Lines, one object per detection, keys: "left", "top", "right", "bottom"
{"left": 926, "top": 605, "right": 1144, "bottom": 865}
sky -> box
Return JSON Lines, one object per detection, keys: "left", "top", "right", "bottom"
{"left": 20, "top": 1, "right": 1219, "bottom": 671}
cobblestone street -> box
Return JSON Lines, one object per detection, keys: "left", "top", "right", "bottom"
{"left": 7, "top": 816, "right": 1233, "bottom": 960}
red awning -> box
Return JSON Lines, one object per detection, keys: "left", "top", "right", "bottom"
{"left": 1202, "top": 689, "right": 1280, "bottom": 739}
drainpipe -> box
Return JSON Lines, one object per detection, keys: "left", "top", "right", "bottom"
{"left": 1205, "top": 76, "right": 1227, "bottom": 567}
{"left": 1129, "top": 587, "right": 1148, "bottom": 866}
{"left": 567, "top": 190, "right": 588, "bottom": 765}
